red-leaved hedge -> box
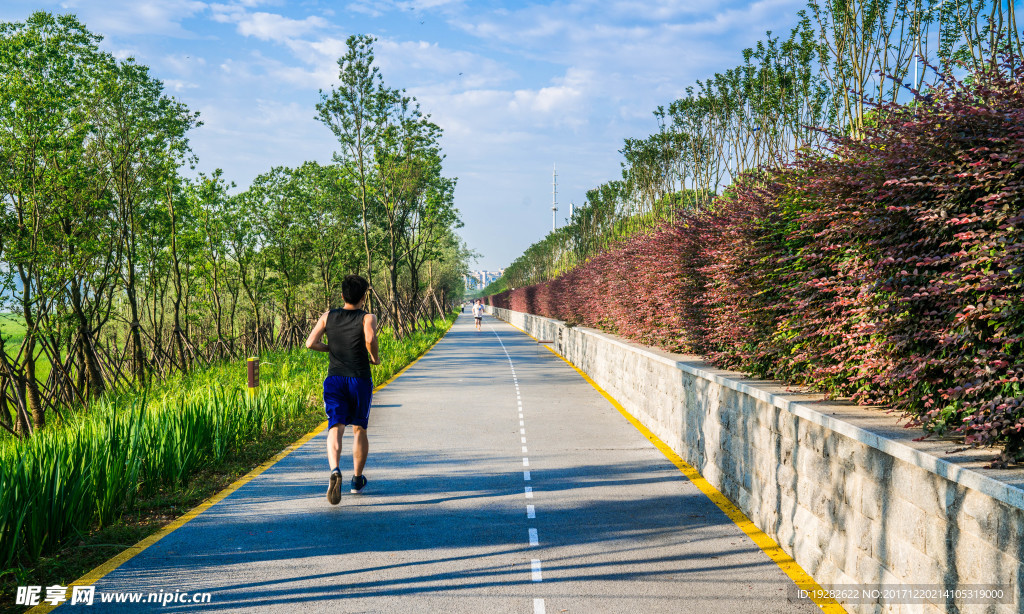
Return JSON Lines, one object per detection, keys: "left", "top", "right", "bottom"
{"left": 488, "top": 60, "right": 1024, "bottom": 464}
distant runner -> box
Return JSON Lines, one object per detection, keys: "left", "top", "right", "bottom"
{"left": 473, "top": 299, "right": 484, "bottom": 331}
{"left": 305, "top": 274, "right": 380, "bottom": 504}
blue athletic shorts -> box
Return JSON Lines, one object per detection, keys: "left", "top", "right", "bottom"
{"left": 323, "top": 376, "right": 373, "bottom": 429}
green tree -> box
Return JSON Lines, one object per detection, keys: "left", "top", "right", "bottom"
{"left": 316, "top": 34, "right": 392, "bottom": 289}
{"left": 93, "top": 56, "right": 200, "bottom": 382}
{"left": 0, "top": 12, "right": 111, "bottom": 428}
{"left": 317, "top": 34, "right": 461, "bottom": 337}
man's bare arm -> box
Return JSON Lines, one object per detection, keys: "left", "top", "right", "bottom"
{"left": 305, "top": 312, "right": 329, "bottom": 352}
{"left": 364, "top": 313, "right": 380, "bottom": 365}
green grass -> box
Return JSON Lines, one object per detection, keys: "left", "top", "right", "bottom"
{"left": 0, "top": 313, "right": 455, "bottom": 612}
{"left": 0, "top": 315, "right": 24, "bottom": 345}
{"left": 0, "top": 314, "right": 52, "bottom": 384}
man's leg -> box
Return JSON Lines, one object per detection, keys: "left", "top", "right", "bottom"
{"left": 327, "top": 424, "right": 347, "bottom": 471}
{"left": 352, "top": 425, "right": 368, "bottom": 476}
{"left": 326, "top": 423, "right": 347, "bottom": 504}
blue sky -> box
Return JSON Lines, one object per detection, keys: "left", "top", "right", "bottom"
{"left": 1, "top": 0, "right": 806, "bottom": 270}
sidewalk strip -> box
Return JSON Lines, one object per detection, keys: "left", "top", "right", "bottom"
{"left": 494, "top": 318, "right": 845, "bottom": 614}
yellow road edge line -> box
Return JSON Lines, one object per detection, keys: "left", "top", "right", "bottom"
{"left": 497, "top": 317, "right": 845, "bottom": 614}
{"left": 30, "top": 317, "right": 455, "bottom": 613}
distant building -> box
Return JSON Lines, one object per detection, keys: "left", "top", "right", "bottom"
{"left": 464, "top": 269, "right": 505, "bottom": 292}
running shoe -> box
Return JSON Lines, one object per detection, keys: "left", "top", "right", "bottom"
{"left": 350, "top": 474, "right": 367, "bottom": 494}
{"left": 327, "top": 470, "right": 342, "bottom": 505}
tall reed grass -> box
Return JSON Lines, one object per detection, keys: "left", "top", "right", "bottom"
{"left": 0, "top": 315, "right": 453, "bottom": 570}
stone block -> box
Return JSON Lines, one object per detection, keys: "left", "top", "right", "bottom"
{"left": 702, "top": 461, "right": 725, "bottom": 492}
{"left": 846, "top": 509, "right": 875, "bottom": 557}
{"left": 886, "top": 495, "right": 930, "bottom": 551}
{"left": 740, "top": 459, "right": 755, "bottom": 492}
{"left": 753, "top": 448, "right": 772, "bottom": 481}
{"left": 850, "top": 445, "right": 894, "bottom": 482}
{"left": 793, "top": 501, "right": 821, "bottom": 540}
{"left": 734, "top": 481, "right": 753, "bottom": 513}
{"left": 749, "top": 421, "right": 774, "bottom": 453}
{"left": 995, "top": 505, "right": 1024, "bottom": 564}
{"left": 773, "top": 456, "right": 796, "bottom": 483}
{"left": 795, "top": 474, "right": 819, "bottom": 508}
{"left": 952, "top": 533, "right": 1017, "bottom": 590}
{"left": 830, "top": 433, "right": 862, "bottom": 472}
{"left": 776, "top": 492, "right": 799, "bottom": 545}
{"left": 845, "top": 472, "right": 868, "bottom": 529}
{"left": 856, "top": 551, "right": 887, "bottom": 586}
{"left": 860, "top": 478, "right": 885, "bottom": 523}
{"left": 890, "top": 460, "right": 937, "bottom": 510}
{"left": 792, "top": 532, "right": 827, "bottom": 580}
{"left": 777, "top": 413, "right": 798, "bottom": 442}
{"left": 799, "top": 420, "right": 827, "bottom": 454}
{"left": 796, "top": 448, "right": 834, "bottom": 491}
{"left": 956, "top": 487, "right": 1002, "bottom": 541}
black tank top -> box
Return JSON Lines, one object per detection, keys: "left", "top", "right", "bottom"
{"left": 325, "top": 308, "right": 372, "bottom": 379}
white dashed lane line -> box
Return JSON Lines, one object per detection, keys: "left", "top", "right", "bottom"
{"left": 490, "top": 324, "right": 546, "bottom": 612}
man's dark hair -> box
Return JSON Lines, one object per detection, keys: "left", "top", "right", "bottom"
{"left": 342, "top": 274, "right": 369, "bottom": 305}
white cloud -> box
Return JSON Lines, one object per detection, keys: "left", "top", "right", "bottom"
{"left": 508, "top": 67, "right": 592, "bottom": 122}
{"left": 608, "top": 0, "right": 722, "bottom": 20}
{"left": 241, "top": 12, "right": 329, "bottom": 41}
{"left": 511, "top": 85, "right": 579, "bottom": 114}
{"left": 54, "top": 0, "right": 209, "bottom": 36}
{"left": 270, "top": 34, "right": 518, "bottom": 92}
{"left": 112, "top": 48, "right": 140, "bottom": 60}
{"left": 344, "top": 0, "right": 464, "bottom": 17}
{"left": 218, "top": 57, "right": 255, "bottom": 79}
{"left": 209, "top": 5, "right": 330, "bottom": 42}
{"left": 344, "top": 2, "right": 385, "bottom": 18}
{"left": 164, "top": 78, "right": 200, "bottom": 91}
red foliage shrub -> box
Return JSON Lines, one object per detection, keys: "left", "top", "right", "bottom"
{"left": 796, "top": 61, "right": 1024, "bottom": 463}
{"left": 489, "top": 221, "right": 702, "bottom": 353}
{"left": 488, "top": 59, "right": 1024, "bottom": 463}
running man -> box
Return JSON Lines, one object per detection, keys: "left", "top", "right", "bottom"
{"left": 473, "top": 299, "right": 484, "bottom": 331}
{"left": 305, "top": 274, "right": 380, "bottom": 504}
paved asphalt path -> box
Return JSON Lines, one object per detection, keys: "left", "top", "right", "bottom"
{"left": 78, "top": 313, "right": 822, "bottom": 613}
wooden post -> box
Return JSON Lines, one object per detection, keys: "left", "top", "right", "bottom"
{"left": 246, "top": 357, "right": 259, "bottom": 396}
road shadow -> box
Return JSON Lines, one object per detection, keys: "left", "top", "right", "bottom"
{"left": 86, "top": 441, "right": 812, "bottom": 612}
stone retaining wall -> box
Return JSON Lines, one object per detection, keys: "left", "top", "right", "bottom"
{"left": 488, "top": 306, "right": 1024, "bottom": 614}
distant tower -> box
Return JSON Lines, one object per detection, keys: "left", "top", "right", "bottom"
{"left": 552, "top": 164, "right": 558, "bottom": 231}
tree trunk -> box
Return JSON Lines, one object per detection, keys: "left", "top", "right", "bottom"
{"left": 70, "top": 281, "right": 106, "bottom": 399}
{"left": 23, "top": 338, "right": 44, "bottom": 430}
{"left": 17, "top": 268, "right": 45, "bottom": 429}
{"left": 127, "top": 277, "right": 146, "bottom": 383}
{"left": 167, "top": 186, "right": 190, "bottom": 372}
